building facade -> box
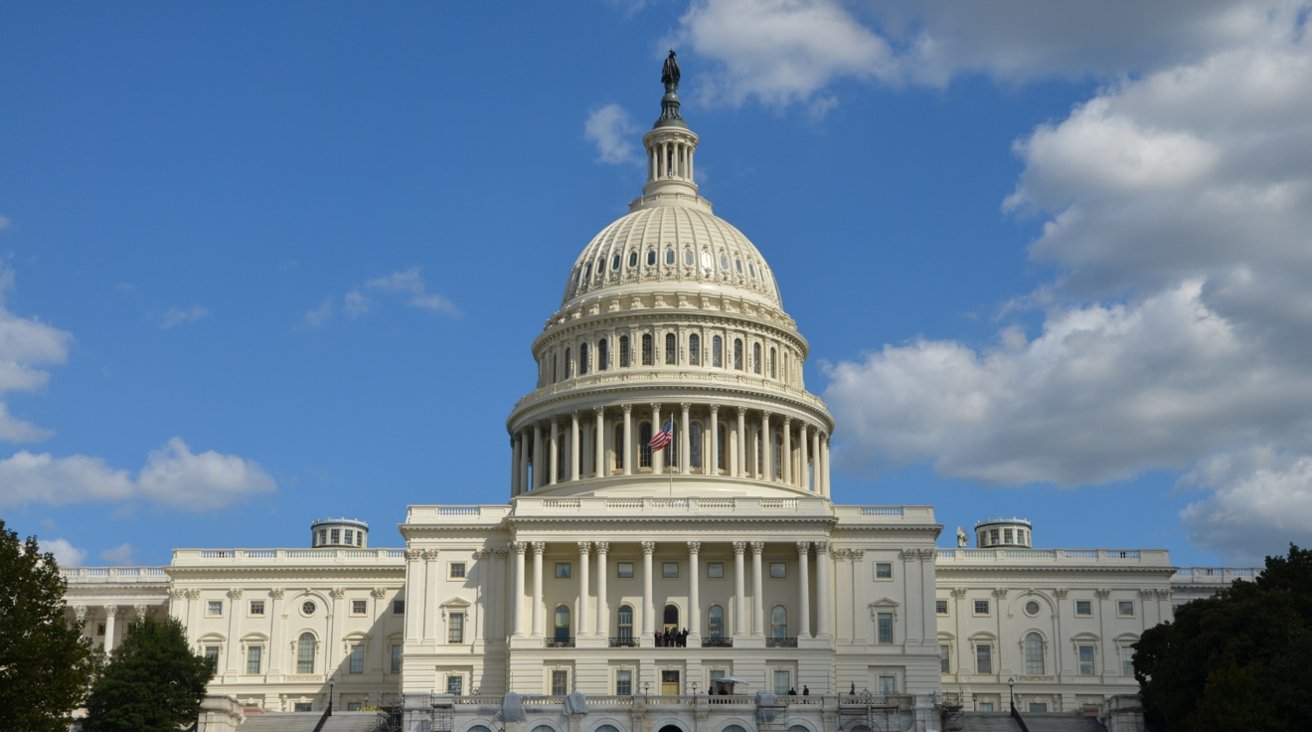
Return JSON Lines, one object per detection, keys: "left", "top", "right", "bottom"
{"left": 60, "top": 59, "right": 1248, "bottom": 732}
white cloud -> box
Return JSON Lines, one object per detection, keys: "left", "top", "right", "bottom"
{"left": 584, "top": 104, "right": 641, "bottom": 165}
{"left": 302, "top": 297, "right": 336, "bottom": 329}
{"left": 0, "top": 266, "right": 72, "bottom": 443}
{"left": 1180, "top": 447, "right": 1312, "bottom": 563}
{"left": 0, "top": 437, "right": 276, "bottom": 511}
{"left": 343, "top": 290, "right": 372, "bottom": 318}
{"left": 365, "top": 267, "right": 460, "bottom": 316}
{"left": 0, "top": 214, "right": 10, "bottom": 230}
{"left": 159, "top": 305, "right": 209, "bottom": 330}
{"left": 409, "top": 292, "right": 460, "bottom": 315}
{"left": 99, "top": 542, "right": 135, "bottom": 565}
{"left": 40, "top": 538, "right": 86, "bottom": 567}
{"left": 0, "top": 402, "right": 54, "bottom": 443}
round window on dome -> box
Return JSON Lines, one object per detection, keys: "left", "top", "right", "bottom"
{"left": 628, "top": 251, "right": 638, "bottom": 268}
{"left": 1024, "top": 600, "right": 1040, "bottom": 616}
{"left": 665, "top": 248, "right": 675, "bottom": 265}
{"left": 646, "top": 250, "right": 656, "bottom": 266}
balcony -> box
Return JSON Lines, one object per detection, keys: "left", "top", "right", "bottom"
{"left": 766, "top": 636, "right": 798, "bottom": 648}
{"left": 701, "top": 637, "right": 733, "bottom": 648}
{"left": 608, "top": 636, "right": 638, "bottom": 648}
{"left": 545, "top": 637, "right": 575, "bottom": 648}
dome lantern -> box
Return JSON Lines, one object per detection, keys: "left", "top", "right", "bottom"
{"left": 637, "top": 50, "right": 701, "bottom": 205}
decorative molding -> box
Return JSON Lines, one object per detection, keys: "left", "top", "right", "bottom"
{"left": 405, "top": 549, "right": 424, "bottom": 561}
{"left": 329, "top": 588, "right": 347, "bottom": 600}
{"left": 796, "top": 541, "right": 810, "bottom": 556}
{"left": 1095, "top": 588, "right": 1112, "bottom": 599}
{"left": 732, "top": 541, "right": 746, "bottom": 556}
{"left": 104, "top": 605, "right": 119, "bottom": 616}
{"left": 749, "top": 541, "right": 765, "bottom": 555}
{"left": 899, "top": 550, "right": 917, "bottom": 560}
{"left": 950, "top": 587, "right": 968, "bottom": 599}
{"left": 512, "top": 542, "right": 527, "bottom": 556}
{"left": 992, "top": 588, "right": 1009, "bottom": 599}
{"left": 813, "top": 541, "right": 829, "bottom": 556}
{"left": 577, "top": 541, "right": 592, "bottom": 555}
{"left": 686, "top": 541, "right": 701, "bottom": 554}
{"left": 370, "top": 587, "right": 388, "bottom": 599}
{"left": 917, "top": 549, "right": 937, "bottom": 561}
{"left": 850, "top": 549, "right": 865, "bottom": 561}
{"left": 422, "top": 549, "right": 440, "bottom": 561}
{"left": 1054, "top": 588, "right": 1069, "bottom": 599}
{"left": 75, "top": 605, "right": 88, "bottom": 622}
{"left": 530, "top": 542, "right": 546, "bottom": 555}
{"left": 270, "top": 589, "right": 285, "bottom": 600}
{"left": 594, "top": 541, "right": 610, "bottom": 554}
{"left": 640, "top": 541, "right": 656, "bottom": 555}
{"left": 226, "top": 589, "right": 243, "bottom": 600}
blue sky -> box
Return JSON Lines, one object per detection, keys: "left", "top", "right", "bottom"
{"left": 3, "top": 1, "right": 1310, "bottom": 569}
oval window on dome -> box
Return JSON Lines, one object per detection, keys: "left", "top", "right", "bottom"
{"left": 748, "top": 262, "right": 757, "bottom": 278}
{"left": 720, "top": 253, "right": 730, "bottom": 270}
{"left": 584, "top": 262, "right": 592, "bottom": 280}
{"left": 646, "top": 250, "right": 656, "bottom": 266}
{"left": 684, "top": 248, "right": 694, "bottom": 266}
{"left": 665, "top": 248, "right": 675, "bottom": 265}
{"left": 701, "top": 251, "right": 713, "bottom": 270}
{"left": 628, "top": 251, "right": 638, "bottom": 268}
{"left": 735, "top": 258, "right": 743, "bottom": 274}
{"left": 611, "top": 254, "right": 621, "bottom": 271}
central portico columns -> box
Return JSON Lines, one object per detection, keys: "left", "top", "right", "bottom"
{"left": 751, "top": 541, "right": 765, "bottom": 635}
{"left": 512, "top": 543, "right": 527, "bottom": 636}
{"left": 815, "top": 541, "right": 832, "bottom": 637}
{"left": 733, "top": 541, "right": 748, "bottom": 636}
{"left": 797, "top": 541, "right": 811, "bottom": 639}
{"left": 577, "top": 541, "right": 591, "bottom": 636}
{"left": 531, "top": 542, "right": 545, "bottom": 637}
{"left": 641, "top": 541, "right": 656, "bottom": 640}
{"left": 594, "top": 542, "right": 610, "bottom": 636}
{"left": 687, "top": 541, "right": 701, "bottom": 643}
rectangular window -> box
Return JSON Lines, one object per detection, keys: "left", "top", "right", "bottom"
{"left": 662, "top": 561, "right": 679, "bottom": 578}
{"left": 551, "top": 670, "right": 569, "bottom": 696}
{"left": 616, "top": 669, "right": 632, "bottom": 696}
{"left": 936, "top": 599, "right": 948, "bottom": 615}
{"left": 351, "top": 599, "right": 367, "bottom": 616}
{"left": 769, "top": 561, "right": 786, "bottom": 578}
{"left": 390, "top": 644, "right": 402, "bottom": 674}
{"left": 979, "top": 701, "right": 995, "bottom": 712}
{"left": 346, "top": 702, "right": 362, "bottom": 711}
{"left": 294, "top": 702, "right": 312, "bottom": 712}
{"left": 879, "top": 675, "right": 896, "bottom": 695}
{"left": 875, "top": 562, "right": 893, "bottom": 579}
{"left": 1078, "top": 644, "right": 1096, "bottom": 675}
{"left": 976, "top": 644, "right": 993, "bottom": 674}
{"left": 447, "top": 675, "right": 463, "bottom": 696}
{"left": 331, "top": 528, "right": 340, "bottom": 544}
{"left": 1004, "top": 528, "right": 1013, "bottom": 544}
{"left": 1029, "top": 702, "right": 1048, "bottom": 713}
{"left": 204, "top": 645, "right": 220, "bottom": 673}
{"left": 974, "top": 599, "right": 990, "bottom": 615}
{"left": 449, "top": 562, "right": 466, "bottom": 579}
{"left": 349, "top": 644, "right": 364, "bottom": 674}
{"left": 707, "top": 561, "right": 724, "bottom": 578}
{"left": 246, "top": 645, "right": 263, "bottom": 674}
{"left": 344, "top": 529, "right": 354, "bottom": 545}
{"left": 773, "top": 669, "right": 791, "bottom": 695}
{"left": 555, "top": 562, "right": 572, "bottom": 579}
{"left": 877, "top": 612, "right": 894, "bottom": 644}
{"left": 207, "top": 600, "right": 223, "bottom": 617}
{"left": 940, "top": 644, "right": 951, "bottom": 673}
{"left": 616, "top": 561, "right": 634, "bottom": 578}
{"left": 1122, "top": 650, "right": 1135, "bottom": 677}
{"left": 1075, "top": 600, "right": 1092, "bottom": 616}
{"left": 1118, "top": 600, "right": 1135, "bottom": 617}
{"left": 249, "top": 600, "right": 265, "bottom": 616}
{"left": 990, "top": 529, "right": 999, "bottom": 544}
{"left": 448, "top": 611, "right": 465, "bottom": 643}
{"left": 393, "top": 599, "right": 405, "bottom": 615}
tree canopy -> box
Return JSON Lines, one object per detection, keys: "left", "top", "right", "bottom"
{"left": 1135, "top": 544, "right": 1312, "bottom": 731}
{"left": 84, "top": 615, "right": 213, "bottom": 732}
{"left": 0, "top": 519, "right": 96, "bottom": 732}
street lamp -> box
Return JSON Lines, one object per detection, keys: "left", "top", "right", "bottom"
{"left": 328, "top": 674, "right": 336, "bottom": 716}
{"left": 643, "top": 681, "right": 650, "bottom": 700}
{"left": 1007, "top": 677, "right": 1015, "bottom": 713}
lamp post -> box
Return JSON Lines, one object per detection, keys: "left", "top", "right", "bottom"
{"left": 643, "top": 681, "right": 650, "bottom": 700}
{"left": 328, "top": 674, "right": 336, "bottom": 716}
{"left": 1008, "top": 677, "right": 1015, "bottom": 713}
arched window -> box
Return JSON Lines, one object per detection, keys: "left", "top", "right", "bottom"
{"left": 769, "top": 347, "right": 777, "bottom": 378}
{"left": 733, "top": 339, "right": 743, "bottom": 370}
{"left": 689, "top": 334, "right": 701, "bottom": 365}
{"left": 628, "top": 251, "right": 639, "bottom": 268}
{"left": 579, "top": 342, "right": 590, "bottom": 376}
{"left": 469, "top": 726, "right": 493, "bottom": 732}
{"left": 665, "top": 333, "right": 677, "bottom": 365}
{"left": 564, "top": 347, "right": 572, "bottom": 378}
{"left": 753, "top": 343, "right": 762, "bottom": 374}
{"left": 554, "top": 605, "right": 571, "bottom": 644}
{"left": 613, "top": 424, "right": 625, "bottom": 470}
{"left": 1024, "top": 632, "right": 1045, "bottom": 674}
{"left": 665, "top": 248, "right": 676, "bottom": 265}
{"left": 598, "top": 338, "right": 609, "bottom": 371}
{"left": 617, "top": 605, "right": 634, "bottom": 645}
{"left": 690, "top": 423, "right": 703, "bottom": 469}
{"left": 725, "top": 725, "right": 748, "bottom": 732}
{"left": 712, "top": 336, "right": 723, "bottom": 367}
{"left": 619, "top": 335, "right": 631, "bottom": 367}
{"left": 771, "top": 606, "right": 788, "bottom": 640}
{"left": 708, "top": 605, "right": 725, "bottom": 640}
{"left": 717, "top": 424, "right": 727, "bottom": 470}
{"left": 642, "top": 334, "right": 654, "bottom": 366}
{"left": 639, "top": 422, "right": 653, "bottom": 468}
{"left": 663, "top": 604, "right": 679, "bottom": 632}
{"left": 647, "top": 250, "right": 657, "bottom": 266}
{"left": 296, "top": 633, "right": 316, "bottom": 674}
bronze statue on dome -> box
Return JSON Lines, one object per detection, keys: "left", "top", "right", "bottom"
{"left": 662, "top": 50, "right": 681, "bottom": 92}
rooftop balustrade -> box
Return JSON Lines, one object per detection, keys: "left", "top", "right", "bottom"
{"left": 171, "top": 547, "right": 405, "bottom": 566}
{"left": 935, "top": 547, "right": 1172, "bottom": 565}
{"left": 61, "top": 567, "right": 169, "bottom": 584}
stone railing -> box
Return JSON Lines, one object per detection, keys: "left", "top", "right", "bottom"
{"left": 61, "top": 567, "right": 169, "bottom": 584}
{"left": 171, "top": 548, "right": 406, "bottom": 565}
{"left": 936, "top": 548, "right": 1171, "bottom": 565}
{"left": 511, "top": 367, "right": 831, "bottom": 415}
{"left": 1171, "top": 567, "right": 1260, "bottom": 584}
{"left": 405, "top": 505, "right": 513, "bottom": 523}
{"left": 513, "top": 495, "right": 833, "bottom": 516}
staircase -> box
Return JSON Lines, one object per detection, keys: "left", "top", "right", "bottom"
{"left": 954, "top": 712, "right": 1107, "bottom": 732}
{"left": 238, "top": 712, "right": 389, "bottom": 732}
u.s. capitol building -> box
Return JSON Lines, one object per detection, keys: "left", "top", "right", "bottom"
{"left": 64, "top": 58, "right": 1237, "bottom": 732}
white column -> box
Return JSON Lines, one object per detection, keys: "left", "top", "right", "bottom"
{"left": 533, "top": 424, "right": 544, "bottom": 489}
{"left": 733, "top": 542, "right": 747, "bottom": 636}
{"left": 595, "top": 542, "right": 610, "bottom": 637}
{"left": 641, "top": 541, "right": 656, "bottom": 642}
{"left": 622, "top": 404, "right": 633, "bottom": 476}
{"left": 651, "top": 403, "right": 663, "bottom": 475}
{"left": 761, "top": 412, "right": 772, "bottom": 481}
{"left": 531, "top": 542, "right": 545, "bottom": 637}
{"left": 519, "top": 430, "right": 530, "bottom": 493}
{"left": 578, "top": 542, "right": 591, "bottom": 638}
{"left": 594, "top": 408, "right": 605, "bottom": 478}
{"left": 821, "top": 435, "right": 831, "bottom": 497}
{"left": 680, "top": 402, "right": 691, "bottom": 474}
{"left": 404, "top": 550, "right": 426, "bottom": 640}
{"left": 800, "top": 425, "right": 811, "bottom": 491}
{"left": 688, "top": 541, "right": 701, "bottom": 643}
{"left": 751, "top": 542, "right": 765, "bottom": 635}
{"left": 510, "top": 434, "right": 521, "bottom": 496}
{"left": 735, "top": 408, "right": 747, "bottom": 478}
{"left": 783, "top": 417, "right": 793, "bottom": 485}
{"left": 549, "top": 420, "right": 559, "bottom": 486}
{"left": 267, "top": 590, "right": 284, "bottom": 674}
{"left": 224, "top": 590, "right": 242, "bottom": 672}
{"left": 570, "top": 412, "right": 581, "bottom": 481}
{"left": 512, "top": 543, "right": 527, "bottom": 636}
{"left": 423, "top": 550, "right": 439, "bottom": 640}
{"left": 709, "top": 406, "right": 720, "bottom": 475}
{"left": 103, "top": 605, "right": 118, "bottom": 655}
{"left": 815, "top": 542, "right": 832, "bottom": 638}
{"left": 797, "top": 542, "right": 811, "bottom": 639}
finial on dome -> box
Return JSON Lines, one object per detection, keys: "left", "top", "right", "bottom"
{"left": 656, "top": 50, "right": 686, "bottom": 128}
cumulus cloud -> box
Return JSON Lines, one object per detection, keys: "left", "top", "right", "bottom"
{"left": 0, "top": 437, "right": 276, "bottom": 511}
{"left": 99, "top": 542, "right": 135, "bottom": 565}
{"left": 0, "top": 214, "right": 10, "bottom": 230}
{"left": 40, "top": 538, "right": 86, "bottom": 567}
{"left": 158, "top": 305, "right": 209, "bottom": 330}
{"left": 585, "top": 104, "right": 642, "bottom": 165}
{"left": 364, "top": 266, "right": 460, "bottom": 316}
{"left": 822, "top": 8, "right": 1312, "bottom": 560}
{"left": 0, "top": 266, "right": 72, "bottom": 443}
{"left": 343, "top": 290, "right": 371, "bottom": 319}
{"left": 302, "top": 297, "right": 336, "bottom": 329}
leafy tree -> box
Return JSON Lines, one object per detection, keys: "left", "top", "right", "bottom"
{"left": 0, "top": 519, "right": 97, "bottom": 732}
{"left": 84, "top": 615, "right": 213, "bottom": 732}
{"left": 1135, "top": 544, "right": 1312, "bottom": 731}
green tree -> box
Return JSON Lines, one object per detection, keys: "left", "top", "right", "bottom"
{"left": 0, "top": 519, "right": 97, "bottom": 732}
{"left": 1135, "top": 544, "right": 1312, "bottom": 731}
{"left": 84, "top": 615, "right": 213, "bottom": 732}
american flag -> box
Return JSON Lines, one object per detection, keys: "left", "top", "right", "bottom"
{"left": 648, "top": 419, "right": 674, "bottom": 451}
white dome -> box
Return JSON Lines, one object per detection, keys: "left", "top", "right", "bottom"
{"left": 561, "top": 201, "right": 782, "bottom": 311}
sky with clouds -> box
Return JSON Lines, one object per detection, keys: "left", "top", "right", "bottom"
{"left": 2, "top": 1, "right": 1309, "bottom": 569}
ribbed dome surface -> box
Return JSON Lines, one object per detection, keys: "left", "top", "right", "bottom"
{"left": 561, "top": 202, "right": 782, "bottom": 310}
